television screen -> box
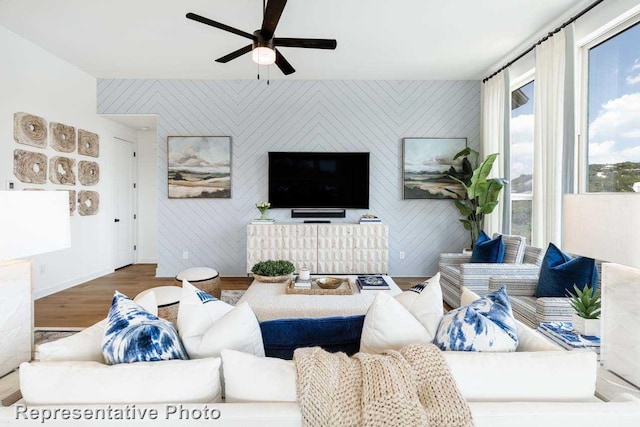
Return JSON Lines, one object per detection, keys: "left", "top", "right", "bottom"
{"left": 268, "top": 152, "right": 370, "bottom": 209}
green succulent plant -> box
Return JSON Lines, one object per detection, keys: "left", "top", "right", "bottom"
{"left": 251, "top": 260, "right": 295, "bottom": 277}
{"left": 567, "top": 284, "right": 601, "bottom": 319}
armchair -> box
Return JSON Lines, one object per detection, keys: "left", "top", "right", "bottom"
{"left": 440, "top": 243, "right": 543, "bottom": 309}
{"left": 488, "top": 276, "right": 573, "bottom": 328}
{"left": 489, "top": 260, "right": 603, "bottom": 328}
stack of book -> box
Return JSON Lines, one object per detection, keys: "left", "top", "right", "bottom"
{"left": 359, "top": 215, "right": 381, "bottom": 224}
{"left": 356, "top": 275, "right": 390, "bottom": 291}
{"left": 251, "top": 218, "right": 275, "bottom": 225}
{"left": 537, "top": 322, "right": 600, "bottom": 353}
{"left": 293, "top": 275, "right": 311, "bottom": 289}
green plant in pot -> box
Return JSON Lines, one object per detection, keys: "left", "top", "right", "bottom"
{"left": 251, "top": 260, "right": 295, "bottom": 283}
{"left": 567, "top": 284, "right": 601, "bottom": 336}
{"left": 446, "top": 147, "right": 506, "bottom": 248}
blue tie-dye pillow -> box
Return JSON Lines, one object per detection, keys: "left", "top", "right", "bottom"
{"left": 102, "top": 291, "right": 188, "bottom": 365}
{"left": 434, "top": 287, "right": 518, "bottom": 352}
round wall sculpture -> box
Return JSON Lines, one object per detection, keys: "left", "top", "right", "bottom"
{"left": 78, "top": 129, "right": 99, "bottom": 157}
{"left": 13, "top": 149, "right": 47, "bottom": 184}
{"left": 78, "top": 161, "right": 100, "bottom": 186}
{"left": 78, "top": 190, "right": 99, "bottom": 216}
{"left": 14, "top": 112, "right": 48, "bottom": 148}
{"left": 50, "top": 122, "right": 76, "bottom": 153}
{"left": 49, "top": 156, "right": 76, "bottom": 185}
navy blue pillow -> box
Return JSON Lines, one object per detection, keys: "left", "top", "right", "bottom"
{"left": 260, "top": 315, "right": 365, "bottom": 360}
{"left": 535, "top": 243, "right": 599, "bottom": 297}
{"left": 471, "top": 231, "right": 505, "bottom": 263}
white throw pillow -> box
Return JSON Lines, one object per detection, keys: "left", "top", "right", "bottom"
{"left": 221, "top": 349, "right": 297, "bottom": 403}
{"left": 178, "top": 280, "right": 264, "bottom": 358}
{"left": 360, "top": 275, "right": 444, "bottom": 354}
{"left": 38, "top": 291, "right": 158, "bottom": 363}
{"left": 20, "top": 358, "right": 222, "bottom": 405}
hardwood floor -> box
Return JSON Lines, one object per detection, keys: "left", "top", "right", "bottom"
{"left": 34, "top": 264, "right": 429, "bottom": 328}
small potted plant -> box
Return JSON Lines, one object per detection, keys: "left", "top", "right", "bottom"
{"left": 251, "top": 260, "right": 295, "bottom": 283}
{"left": 567, "top": 284, "right": 601, "bottom": 336}
{"left": 256, "top": 202, "right": 271, "bottom": 220}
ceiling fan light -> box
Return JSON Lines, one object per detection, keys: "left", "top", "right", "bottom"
{"left": 252, "top": 47, "right": 276, "bottom": 65}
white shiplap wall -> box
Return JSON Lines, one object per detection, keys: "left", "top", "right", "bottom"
{"left": 96, "top": 79, "right": 480, "bottom": 277}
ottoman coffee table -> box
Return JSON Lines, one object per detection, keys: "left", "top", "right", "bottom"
{"left": 237, "top": 275, "right": 402, "bottom": 321}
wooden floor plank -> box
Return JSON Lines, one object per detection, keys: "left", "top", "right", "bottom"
{"left": 35, "top": 265, "right": 429, "bottom": 328}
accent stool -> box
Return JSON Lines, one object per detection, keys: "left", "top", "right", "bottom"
{"left": 175, "top": 267, "right": 221, "bottom": 299}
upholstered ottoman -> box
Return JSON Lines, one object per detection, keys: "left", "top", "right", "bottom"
{"left": 175, "top": 267, "right": 221, "bottom": 298}
{"left": 135, "top": 286, "right": 182, "bottom": 324}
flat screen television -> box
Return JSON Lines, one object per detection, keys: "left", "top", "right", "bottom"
{"left": 268, "top": 152, "right": 370, "bottom": 209}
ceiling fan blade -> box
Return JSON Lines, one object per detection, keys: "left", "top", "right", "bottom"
{"left": 215, "top": 44, "right": 253, "bottom": 63}
{"left": 186, "top": 12, "right": 254, "bottom": 40}
{"left": 261, "top": 0, "right": 288, "bottom": 40}
{"left": 275, "top": 49, "right": 295, "bottom": 75}
{"left": 274, "top": 38, "right": 337, "bottom": 49}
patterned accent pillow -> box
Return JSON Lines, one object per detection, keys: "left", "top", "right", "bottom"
{"left": 102, "top": 291, "right": 188, "bottom": 365}
{"left": 434, "top": 287, "right": 519, "bottom": 352}
{"left": 471, "top": 231, "right": 505, "bottom": 263}
{"left": 493, "top": 233, "right": 526, "bottom": 264}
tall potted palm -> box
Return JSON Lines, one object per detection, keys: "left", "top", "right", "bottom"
{"left": 446, "top": 148, "right": 506, "bottom": 247}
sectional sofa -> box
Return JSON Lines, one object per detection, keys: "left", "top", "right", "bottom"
{"left": 1, "top": 287, "right": 639, "bottom": 427}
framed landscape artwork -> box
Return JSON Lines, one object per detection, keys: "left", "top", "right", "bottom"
{"left": 167, "top": 136, "right": 231, "bottom": 199}
{"left": 402, "top": 137, "right": 467, "bottom": 199}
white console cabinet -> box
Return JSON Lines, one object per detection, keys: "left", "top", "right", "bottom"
{"left": 247, "top": 223, "right": 388, "bottom": 274}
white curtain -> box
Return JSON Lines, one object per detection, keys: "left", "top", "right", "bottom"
{"left": 481, "top": 71, "right": 509, "bottom": 237}
{"left": 532, "top": 27, "right": 568, "bottom": 249}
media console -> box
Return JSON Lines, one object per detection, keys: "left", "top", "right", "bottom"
{"left": 246, "top": 223, "right": 388, "bottom": 275}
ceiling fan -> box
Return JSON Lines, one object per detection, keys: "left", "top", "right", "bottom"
{"left": 186, "top": 0, "right": 337, "bottom": 75}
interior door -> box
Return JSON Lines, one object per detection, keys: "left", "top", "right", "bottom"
{"left": 113, "top": 137, "right": 135, "bottom": 269}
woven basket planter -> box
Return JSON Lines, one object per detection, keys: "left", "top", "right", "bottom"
{"left": 253, "top": 274, "right": 293, "bottom": 283}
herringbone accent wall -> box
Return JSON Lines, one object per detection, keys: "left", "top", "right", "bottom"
{"left": 97, "top": 79, "right": 480, "bottom": 277}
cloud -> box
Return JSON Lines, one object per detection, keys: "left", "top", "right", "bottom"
{"left": 627, "top": 59, "right": 640, "bottom": 85}
{"left": 588, "top": 140, "right": 640, "bottom": 164}
{"left": 589, "top": 93, "right": 640, "bottom": 140}
{"left": 510, "top": 114, "right": 534, "bottom": 145}
{"left": 169, "top": 146, "right": 212, "bottom": 167}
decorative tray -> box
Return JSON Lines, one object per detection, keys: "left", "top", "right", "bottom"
{"left": 285, "top": 277, "right": 356, "bottom": 295}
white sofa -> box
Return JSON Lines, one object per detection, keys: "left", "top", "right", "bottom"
{"left": 1, "top": 288, "right": 639, "bottom": 427}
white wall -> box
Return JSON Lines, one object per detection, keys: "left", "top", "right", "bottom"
{"left": 0, "top": 25, "right": 138, "bottom": 298}
{"left": 136, "top": 129, "right": 158, "bottom": 263}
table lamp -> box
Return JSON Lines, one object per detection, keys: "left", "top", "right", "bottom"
{"left": 0, "top": 191, "right": 71, "bottom": 378}
{"left": 563, "top": 193, "right": 640, "bottom": 388}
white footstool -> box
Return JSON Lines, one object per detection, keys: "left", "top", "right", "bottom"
{"left": 135, "top": 286, "right": 182, "bottom": 324}
{"left": 175, "top": 267, "right": 221, "bottom": 298}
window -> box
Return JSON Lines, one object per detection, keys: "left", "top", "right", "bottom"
{"left": 510, "top": 80, "right": 534, "bottom": 243}
{"left": 586, "top": 21, "right": 640, "bottom": 192}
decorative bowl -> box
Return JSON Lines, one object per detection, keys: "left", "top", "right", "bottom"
{"left": 315, "top": 277, "right": 344, "bottom": 289}
{"left": 253, "top": 274, "right": 293, "bottom": 283}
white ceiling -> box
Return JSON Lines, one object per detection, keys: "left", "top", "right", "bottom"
{"left": 0, "top": 0, "right": 588, "bottom": 80}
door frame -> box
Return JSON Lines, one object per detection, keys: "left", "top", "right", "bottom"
{"left": 112, "top": 136, "right": 138, "bottom": 269}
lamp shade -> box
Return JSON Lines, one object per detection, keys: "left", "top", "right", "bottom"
{"left": 563, "top": 194, "right": 640, "bottom": 268}
{"left": 0, "top": 191, "right": 71, "bottom": 261}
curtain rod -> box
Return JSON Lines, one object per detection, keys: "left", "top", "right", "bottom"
{"left": 482, "top": 0, "right": 605, "bottom": 83}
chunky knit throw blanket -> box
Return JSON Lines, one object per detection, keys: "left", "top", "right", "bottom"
{"left": 294, "top": 343, "right": 474, "bottom": 427}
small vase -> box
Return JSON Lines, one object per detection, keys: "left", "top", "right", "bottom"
{"left": 259, "top": 211, "right": 267, "bottom": 220}
{"left": 572, "top": 313, "right": 601, "bottom": 337}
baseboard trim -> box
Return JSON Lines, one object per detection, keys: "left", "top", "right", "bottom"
{"left": 34, "top": 268, "right": 114, "bottom": 299}
{"left": 136, "top": 258, "right": 157, "bottom": 264}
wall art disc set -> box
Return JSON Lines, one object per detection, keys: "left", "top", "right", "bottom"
{"left": 13, "top": 112, "right": 100, "bottom": 215}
